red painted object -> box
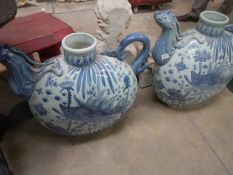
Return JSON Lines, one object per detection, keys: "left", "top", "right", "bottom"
{"left": 129, "top": 0, "right": 172, "bottom": 5}
{"left": 0, "top": 12, "right": 74, "bottom": 62}
{"left": 128, "top": 0, "right": 172, "bottom": 13}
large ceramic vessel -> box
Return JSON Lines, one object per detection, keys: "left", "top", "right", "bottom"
{"left": 0, "top": 32, "right": 150, "bottom": 135}
{"left": 152, "top": 11, "right": 233, "bottom": 108}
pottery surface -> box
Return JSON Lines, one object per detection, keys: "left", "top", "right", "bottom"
{"left": 0, "top": 32, "right": 150, "bottom": 135}
{"left": 152, "top": 10, "right": 233, "bottom": 108}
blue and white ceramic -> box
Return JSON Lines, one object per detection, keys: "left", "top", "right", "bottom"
{"left": 152, "top": 11, "right": 233, "bottom": 108}
{"left": 0, "top": 32, "right": 150, "bottom": 135}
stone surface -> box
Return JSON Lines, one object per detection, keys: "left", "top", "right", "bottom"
{"left": 53, "top": 10, "right": 97, "bottom": 34}
{"left": 16, "top": 2, "right": 53, "bottom": 17}
{"left": 95, "top": 0, "right": 132, "bottom": 51}
{"left": 193, "top": 89, "right": 233, "bottom": 175}
{"left": 51, "top": 0, "right": 95, "bottom": 14}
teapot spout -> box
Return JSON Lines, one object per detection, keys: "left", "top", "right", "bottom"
{"left": 0, "top": 45, "right": 56, "bottom": 99}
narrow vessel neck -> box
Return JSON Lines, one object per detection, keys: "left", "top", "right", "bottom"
{"left": 196, "top": 11, "right": 229, "bottom": 37}
{"left": 64, "top": 50, "right": 96, "bottom": 67}
{"left": 62, "top": 32, "right": 97, "bottom": 67}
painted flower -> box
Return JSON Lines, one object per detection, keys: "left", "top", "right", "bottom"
{"left": 54, "top": 96, "right": 61, "bottom": 101}
{"left": 43, "top": 98, "right": 48, "bottom": 102}
{"left": 45, "top": 75, "right": 58, "bottom": 87}
{"left": 175, "top": 62, "right": 187, "bottom": 72}
{"left": 46, "top": 89, "right": 52, "bottom": 95}
{"left": 194, "top": 50, "right": 211, "bottom": 62}
{"left": 36, "top": 88, "right": 43, "bottom": 95}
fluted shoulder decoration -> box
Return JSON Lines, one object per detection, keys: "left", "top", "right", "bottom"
{"left": 225, "top": 24, "right": 233, "bottom": 33}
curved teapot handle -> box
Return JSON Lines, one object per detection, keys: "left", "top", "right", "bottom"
{"left": 106, "top": 33, "right": 150, "bottom": 75}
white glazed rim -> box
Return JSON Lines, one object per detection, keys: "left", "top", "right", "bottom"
{"left": 200, "top": 11, "right": 229, "bottom": 25}
{"left": 62, "top": 32, "right": 97, "bottom": 54}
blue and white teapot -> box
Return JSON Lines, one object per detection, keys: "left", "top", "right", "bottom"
{"left": 0, "top": 32, "right": 150, "bottom": 135}
{"left": 152, "top": 10, "right": 233, "bottom": 108}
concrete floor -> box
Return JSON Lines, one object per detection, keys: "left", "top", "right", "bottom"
{"left": 1, "top": 0, "right": 233, "bottom": 175}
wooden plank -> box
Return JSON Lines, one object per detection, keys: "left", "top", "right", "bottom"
{"left": 0, "top": 12, "right": 74, "bottom": 53}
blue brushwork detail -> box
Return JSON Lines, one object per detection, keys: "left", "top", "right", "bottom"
{"left": 103, "top": 59, "right": 116, "bottom": 71}
{"left": 87, "top": 67, "right": 91, "bottom": 86}
{"left": 0, "top": 45, "right": 63, "bottom": 98}
{"left": 197, "top": 21, "right": 225, "bottom": 37}
{"left": 225, "top": 24, "right": 233, "bottom": 33}
{"left": 158, "top": 88, "right": 189, "bottom": 102}
{"left": 194, "top": 50, "right": 212, "bottom": 72}
{"left": 73, "top": 59, "right": 119, "bottom": 96}
{"left": 57, "top": 81, "right": 74, "bottom": 108}
{"left": 64, "top": 50, "right": 96, "bottom": 67}
{"left": 34, "top": 103, "right": 48, "bottom": 116}
{"left": 55, "top": 96, "right": 61, "bottom": 101}
{"left": 206, "top": 33, "right": 233, "bottom": 62}
{"left": 184, "top": 65, "right": 227, "bottom": 87}
{"left": 194, "top": 50, "right": 211, "bottom": 62}
{"left": 45, "top": 89, "right": 52, "bottom": 95}
{"left": 54, "top": 90, "right": 130, "bottom": 121}
{"left": 124, "top": 75, "right": 131, "bottom": 92}
{"left": 156, "top": 80, "right": 165, "bottom": 89}
{"left": 82, "top": 68, "right": 87, "bottom": 99}
{"left": 91, "top": 67, "right": 96, "bottom": 84}
{"left": 96, "top": 62, "right": 106, "bottom": 87}
{"left": 182, "top": 50, "right": 227, "bottom": 87}
{"left": 43, "top": 121, "right": 70, "bottom": 136}
{"left": 104, "top": 32, "right": 150, "bottom": 75}
{"left": 96, "top": 65, "right": 101, "bottom": 92}
{"left": 175, "top": 61, "right": 187, "bottom": 72}
{"left": 68, "top": 66, "right": 79, "bottom": 76}
{"left": 99, "top": 61, "right": 115, "bottom": 93}
{"left": 36, "top": 88, "right": 43, "bottom": 95}
{"left": 152, "top": 10, "right": 182, "bottom": 65}
{"left": 77, "top": 68, "right": 84, "bottom": 93}
{"left": 103, "top": 60, "right": 117, "bottom": 84}
{"left": 189, "top": 71, "right": 220, "bottom": 86}
{"left": 43, "top": 98, "right": 48, "bottom": 102}
{"left": 45, "top": 74, "right": 58, "bottom": 87}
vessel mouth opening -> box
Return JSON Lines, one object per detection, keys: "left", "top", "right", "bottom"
{"left": 200, "top": 11, "right": 229, "bottom": 25}
{"left": 62, "top": 32, "right": 97, "bottom": 54}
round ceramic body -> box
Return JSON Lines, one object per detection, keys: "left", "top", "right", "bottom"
{"left": 0, "top": 31, "right": 149, "bottom": 136}
{"left": 153, "top": 11, "right": 233, "bottom": 108}
{"left": 28, "top": 34, "right": 140, "bottom": 135}
{"left": 0, "top": 32, "right": 149, "bottom": 136}
{"left": 29, "top": 55, "right": 137, "bottom": 135}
